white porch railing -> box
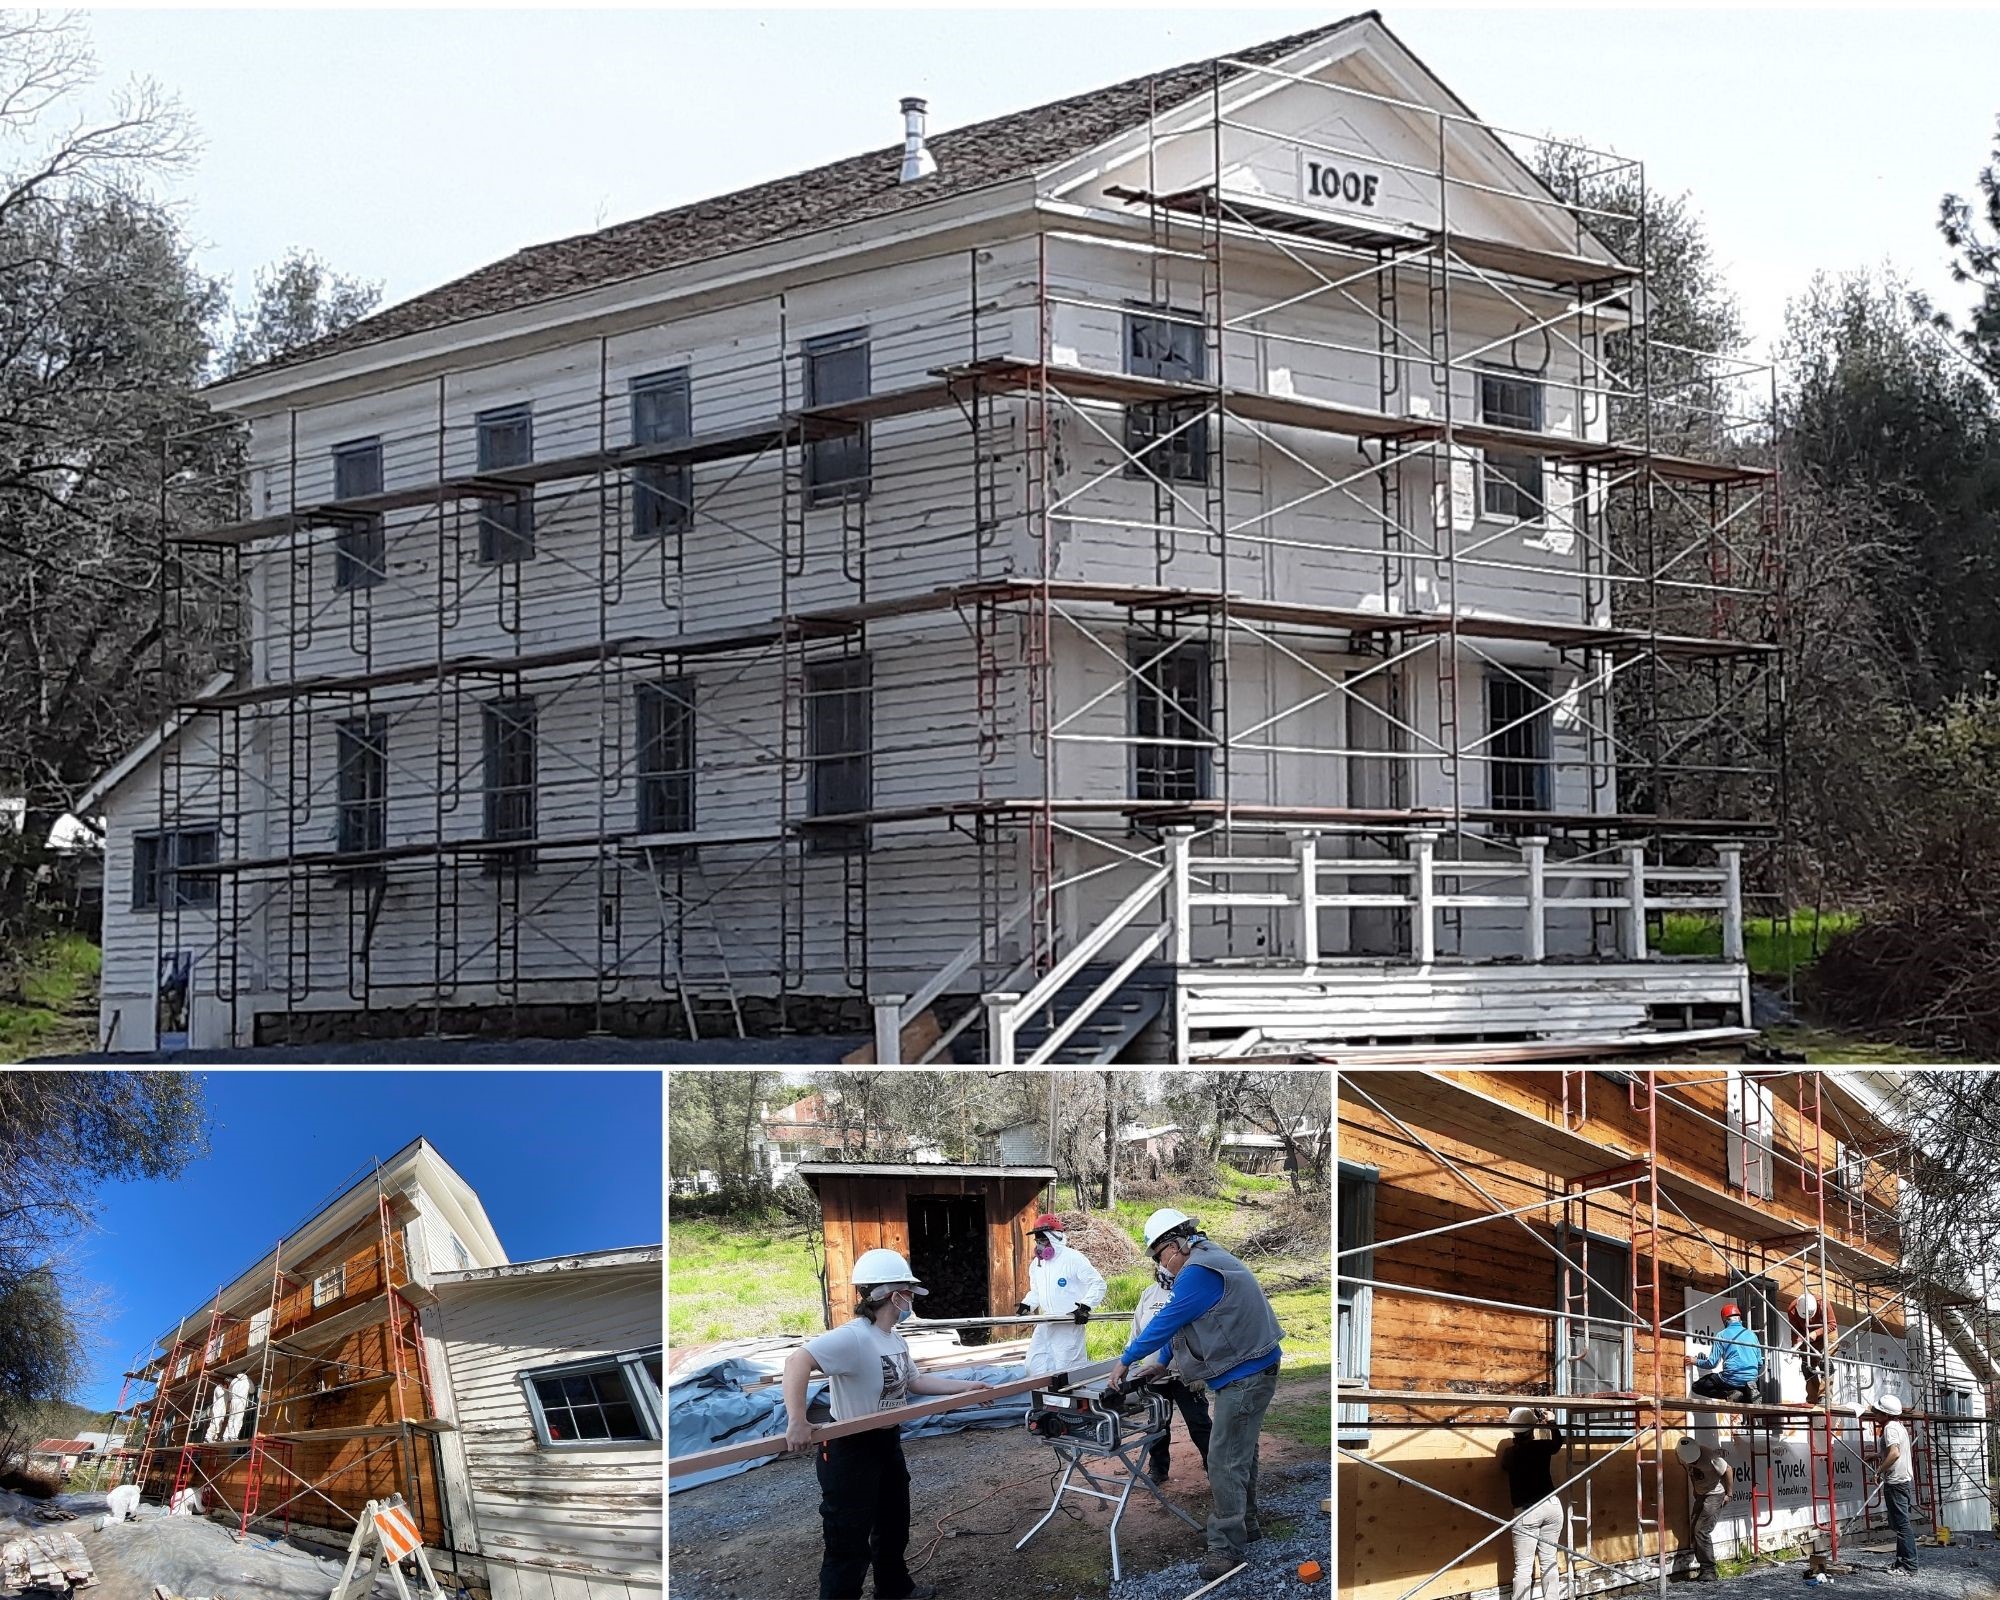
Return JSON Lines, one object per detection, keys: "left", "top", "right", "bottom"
{"left": 878, "top": 826, "right": 1746, "bottom": 1065}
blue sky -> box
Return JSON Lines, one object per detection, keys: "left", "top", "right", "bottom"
{"left": 69, "top": 7, "right": 2000, "bottom": 361}
{"left": 69, "top": 1069, "right": 662, "bottom": 1412}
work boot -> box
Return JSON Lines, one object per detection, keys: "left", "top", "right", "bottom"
{"left": 1245, "top": 1525, "right": 1264, "bottom": 1543}
{"left": 1148, "top": 1465, "right": 1169, "bottom": 1484}
{"left": 881, "top": 1588, "right": 939, "bottom": 1599}
{"left": 1695, "top": 1570, "right": 1718, "bottom": 1584}
{"left": 1199, "top": 1553, "right": 1241, "bottom": 1580}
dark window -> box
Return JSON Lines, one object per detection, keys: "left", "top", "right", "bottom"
{"left": 132, "top": 827, "right": 219, "bottom": 911}
{"left": 636, "top": 677, "right": 696, "bottom": 835}
{"left": 631, "top": 370, "right": 693, "bottom": 540}
{"left": 803, "top": 332, "right": 870, "bottom": 507}
{"left": 1556, "top": 1233, "right": 1632, "bottom": 1402}
{"left": 1130, "top": 636, "right": 1212, "bottom": 802}
{"left": 1124, "top": 310, "right": 1208, "bottom": 484}
{"left": 476, "top": 405, "right": 535, "bottom": 563}
{"left": 1479, "top": 370, "right": 1544, "bottom": 522}
{"left": 332, "top": 439, "right": 385, "bottom": 589}
{"left": 523, "top": 1348, "right": 661, "bottom": 1448}
{"left": 482, "top": 696, "right": 538, "bottom": 872}
{"left": 1487, "top": 670, "right": 1552, "bottom": 813}
{"left": 1337, "top": 1163, "right": 1375, "bottom": 1446}
{"left": 335, "top": 715, "right": 388, "bottom": 856}
{"left": 806, "top": 655, "right": 872, "bottom": 852}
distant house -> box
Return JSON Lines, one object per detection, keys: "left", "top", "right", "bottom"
{"left": 1219, "top": 1123, "right": 1329, "bottom": 1175}
{"left": 753, "top": 1093, "right": 941, "bottom": 1182}
{"left": 429, "top": 1245, "right": 663, "bottom": 1600}
{"left": 980, "top": 1118, "right": 1049, "bottom": 1166}
{"left": 28, "top": 1438, "right": 94, "bottom": 1476}
{"left": 1119, "top": 1124, "right": 1183, "bottom": 1166}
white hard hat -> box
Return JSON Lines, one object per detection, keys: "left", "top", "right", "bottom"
{"left": 1676, "top": 1437, "right": 1703, "bottom": 1464}
{"left": 851, "top": 1248, "right": 927, "bottom": 1294}
{"left": 1143, "top": 1208, "right": 1196, "bottom": 1250}
{"left": 1795, "top": 1291, "right": 1819, "bottom": 1318}
{"left": 1506, "top": 1407, "right": 1539, "bottom": 1430}
{"left": 1871, "top": 1394, "right": 1903, "bottom": 1416}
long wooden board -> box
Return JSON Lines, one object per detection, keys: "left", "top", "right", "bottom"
{"left": 668, "top": 1358, "right": 1119, "bottom": 1479}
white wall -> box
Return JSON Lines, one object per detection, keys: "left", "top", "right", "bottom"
{"left": 430, "top": 1262, "right": 663, "bottom": 1600}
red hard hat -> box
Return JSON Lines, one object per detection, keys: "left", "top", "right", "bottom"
{"left": 1721, "top": 1302, "right": 1741, "bottom": 1320}
{"left": 1032, "top": 1214, "right": 1061, "bottom": 1232}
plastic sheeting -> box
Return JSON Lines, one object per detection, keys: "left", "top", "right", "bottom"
{"left": 668, "top": 1335, "right": 1035, "bottom": 1494}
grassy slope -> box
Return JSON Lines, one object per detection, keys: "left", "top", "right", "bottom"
{"left": 0, "top": 934, "right": 99, "bottom": 1061}
{"left": 668, "top": 1165, "right": 1330, "bottom": 1442}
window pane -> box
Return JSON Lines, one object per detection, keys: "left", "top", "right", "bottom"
{"left": 598, "top": 1403, "right": 642, "bottom": 1439}
{"left": 476, "top": 407, "right": 535, "bottom": 561}
{"left": 807, "top": 657, "right": 871, "bottom": 850}
{"left": 1131, "top": 639, "right": 1211, "bottom": 801}
{"left": 804, "top": 335, "right": 869, "bottom": 506}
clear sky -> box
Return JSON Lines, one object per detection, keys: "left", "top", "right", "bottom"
{"left": 69, "top": 1068, "right": 663, "bottom": 1412}
{"left": 71, "top": 5, "right": 2000, "bottom": 364}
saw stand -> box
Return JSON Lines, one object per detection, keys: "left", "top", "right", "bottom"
{"left": 1016, "top": 1389, "right": 1203, "bottom": 1581}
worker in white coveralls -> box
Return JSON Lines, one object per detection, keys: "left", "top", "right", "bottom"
{"left": 1016, "top": 1212, "right": 1105, "bottom": 1378}
{"left": 1107, "top": 1209, "right": 1284, "bottom": 1582}
{"left": 781, "top": 1247, "right": 995, "bottom": 1600}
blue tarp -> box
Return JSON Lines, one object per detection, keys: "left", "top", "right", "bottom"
{"left": 668, "top": 1342, "right": 1033, "bottom": 1493}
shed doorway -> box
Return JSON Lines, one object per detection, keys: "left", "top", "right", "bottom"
{"left": 908, "top": 1194, "right": 989, "bottom": 1345}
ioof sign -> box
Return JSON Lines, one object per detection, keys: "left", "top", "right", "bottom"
{"left": 1298, "top": 151, "right": 1383, "bottom": 211}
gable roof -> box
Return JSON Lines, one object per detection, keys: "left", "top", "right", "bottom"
{"left": 73, "top": 670, "right": 236, "bottom": 820}
{"left": 31, "top": 1438, "right": 92, "bottom": 1454}
{"left": 225, "top": 17, "right": 1371, "bottom": 385}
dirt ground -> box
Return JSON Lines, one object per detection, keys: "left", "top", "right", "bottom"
{"left": 667, "top": 1381, "right": 1330, "bottom": 1600}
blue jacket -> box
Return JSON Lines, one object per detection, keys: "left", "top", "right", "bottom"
{"left": 1697, "top": 1319, "right": 1763, "bottom": 1385}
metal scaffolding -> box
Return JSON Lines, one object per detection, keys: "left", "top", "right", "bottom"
{"left": 146, "top": 54, "right": 1782, "bottom": 1050}
{"left": 1336, "top": 1069, "right": 1999, "bottom": 1600}
{"left": 101, "top": 1166, "right": 448, "bottom": 1547}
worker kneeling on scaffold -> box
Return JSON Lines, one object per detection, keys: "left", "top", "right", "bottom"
{"left": 1107, "top": 1209, "right": 1284, "bottom": 1582}
{"left": 1690, "top": 1301, "right": 1763, "bottom": 1405}
{"left": 1018, "top": 1212, "right": 1106, "bottom": 1379}
{"left": 782, "top": 1248, "right": 996, "bottom": 1600}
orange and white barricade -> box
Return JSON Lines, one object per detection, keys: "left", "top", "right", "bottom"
{"left": 329, "top": 1494, "right": 446, "bottom": 1600}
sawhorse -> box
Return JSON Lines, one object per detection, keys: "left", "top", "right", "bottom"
{"left": 1015, "top": 1426, "right": 1203, "bottom": 1582}
{"left": 329, "top": 1496, "right": 446, "bottom": 1600}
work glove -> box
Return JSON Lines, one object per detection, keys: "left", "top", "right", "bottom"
{"left": 1072, "top": 1306, "right": 1091, "bottom": 1324}
{"left": 1016, "top": 1301, "right": 1032, "bottom": 1317}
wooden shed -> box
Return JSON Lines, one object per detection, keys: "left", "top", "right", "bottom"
{"left": 799, "top": 1163, "right": 1055, "bottom": 1335}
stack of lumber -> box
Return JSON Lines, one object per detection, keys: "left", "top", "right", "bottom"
{"left": 0, "top": 1530, "right": 96, "bottom": 1594}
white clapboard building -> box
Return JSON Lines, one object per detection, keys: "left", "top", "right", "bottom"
{"left": 85, "top": 14, "right": 1777, "bottom": 1060}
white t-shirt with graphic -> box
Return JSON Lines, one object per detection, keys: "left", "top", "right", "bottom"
{"left": 805, "top": 1318, "right": 917, "bottom": 1425}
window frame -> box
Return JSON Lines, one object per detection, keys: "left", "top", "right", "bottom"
{"left": 635, "top": 677, "right": 697, "bottom": 836}
{"left": 475, "top": 404, "right": 536, "bottom": 563}
{"left": 1485, "top": 668, "right": 1554, "bottom": 815}
{"left": 482, "top": 695, "right": 540, "bottom": 873}
{"left": 802, "top": 330, "right": 871, "bottom": 507}
{"left": 521, "top": 1346, "right": 663, "bottom": 1450}
{"left": 1123, "top": 307, "right": 1209, "bottom": 485}
{"left": 1129, "top": 634, "right": 1214, "bottom": 803}
{"left": 312, "top": 1264, "right": 345, "bottom": 1309}
{"left": 1337, "top": 1163, "right": 1376, "bottom": 1447}
{"left": 132, "top": 826, "right": 221, "bottom": 912}
{"left": 806, "top": 654, "right": 873, "bottom": 853}
{"left": 331, "top": 437, "right": 386, "bottom": 590}
{"left": 630, "top": 369, "right": 694, "bottom": 540}
{"left": 1477, "top": 366, "right": 1546, "bottom": 524}
{"left": 335, "top": 713, "right": 389, "bottom": 858}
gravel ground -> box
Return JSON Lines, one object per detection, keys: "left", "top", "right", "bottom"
{"left": 40, "top": 1034, "right": 867, "bottom": 1064}
{"left": 1682, "top": 1532, "right": 2000, "bottom": 1599}
{"left": 42, "top": 1491, "right": 409, "bottom": 1600}
{"left": 1107, "top": 1463, "right": 1330, "bottom": 1600}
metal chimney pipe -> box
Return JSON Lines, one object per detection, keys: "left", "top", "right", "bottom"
{"left": 899, "top": 97, "right": 936, "bottom": 183}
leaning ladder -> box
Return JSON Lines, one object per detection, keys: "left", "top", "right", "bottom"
{"left": 644, "top": 848, "right": 746, "bottom": 1040}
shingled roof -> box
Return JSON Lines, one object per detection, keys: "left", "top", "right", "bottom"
{"left": 237, "top": 16, "right": 1371, "bottom": 383}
